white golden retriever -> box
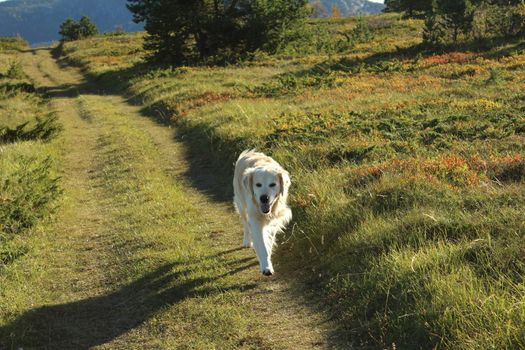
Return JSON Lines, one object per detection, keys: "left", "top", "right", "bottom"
{"left": 233, "top": 150, "right": 292, "bottom": 276}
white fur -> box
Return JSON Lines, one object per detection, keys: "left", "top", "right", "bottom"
{"left": 233, "top": 149, "right": 292, "bottom": 276}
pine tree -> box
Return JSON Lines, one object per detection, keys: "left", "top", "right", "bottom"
{"left": 126, "top": 0, "right": 309, "bottom": 64}
{"left": 59, "top": 18, "right": 80, "bottom": 41}
{"left": 434, "top": 0, "right": 475, "bottom": 42}
{"left": 79, "top": 16, "right": 98, "bottom": 38}
{"left": 58, "top": 16, "right": 98, "bottom": 42}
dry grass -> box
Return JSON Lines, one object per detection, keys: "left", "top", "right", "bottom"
{"left": 8, "top": 12, "right": 525, "bottom": 348}
{"left": 1, "top": 47, "right": 342, "bottom": 349}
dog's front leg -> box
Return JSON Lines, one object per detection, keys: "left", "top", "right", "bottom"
{"left": 242, "top": 214, "right": 253, "bottom": 248}
{"left": 249, "top": 221, "right": 274, "bottom": 276}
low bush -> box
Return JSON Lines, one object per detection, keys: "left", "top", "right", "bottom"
{"left": 0, "top": 155, "right": 61, "bottom": 235}
{"left": 0, "top": 114, "right": 62, "bottom": 144}
{"left": 59, "top": 16, "right": 98, "bottom": 42}
{"left": 4, "top": 61, "right": 25, "bottom": 79}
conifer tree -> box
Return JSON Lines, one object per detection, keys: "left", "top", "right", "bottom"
{"left": 127, "top": 0, "right": 309, "bottom": 64}
{"left": 79, "top": 16, "right": 98, "bottom": 38}
{"left": 59, "top": 16, "right": 98, "bottom": 42}
{"left": 59, "top": 18, "right": 80, "bottom": 41}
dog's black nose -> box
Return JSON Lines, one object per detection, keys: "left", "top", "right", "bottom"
{"left": 260, "top": 194, "right": 269, "bottom": 204}
{"left": 262, "top": 269, "right": 273, "bottom": 276}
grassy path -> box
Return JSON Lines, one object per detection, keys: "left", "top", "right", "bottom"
{"left": 0, "top": 48, "right": 342, "bottom": 349}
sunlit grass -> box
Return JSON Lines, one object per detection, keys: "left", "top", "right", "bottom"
{"left": 55, "top": 13, "right": 525, "bottom": 348}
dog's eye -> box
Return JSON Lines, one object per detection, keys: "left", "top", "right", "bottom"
{"left": 256, "top": 183, "right": 262, "bottom": 188}
{"left": 269, "top": 183, "right": 276, "bottom": 188}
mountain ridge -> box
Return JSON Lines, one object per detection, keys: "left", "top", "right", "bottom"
{"left": 0, "top": 0, "right": 142, "bottom": 44}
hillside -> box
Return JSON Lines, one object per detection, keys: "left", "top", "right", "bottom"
{"left": 0, "top": 0, "right": 142, "bottom": 44}
{"left": 55, "top": 13, "right": 525, "bottom": 348}
{"left": 56, "top": 14, "right": 525, "bottom": 349}
{"left": 0, "top": 33, "right": 344, "bottom": 349}
{"left": 1, "top": 11, "right": 524, "bottom": 350}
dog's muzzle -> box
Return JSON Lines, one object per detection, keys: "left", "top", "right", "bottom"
{"left": 260, "top": 195, "right": 271, "bottom": 214}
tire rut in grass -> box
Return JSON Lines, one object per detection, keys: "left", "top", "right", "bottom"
{"left": 110, "top": 97, "right": 346, "bottom": 349}
{"left": 1, "top": 49, "right": 155, "bottom": 347}
{"left": 2, "top": 47, "right": 344, "bottom": 349}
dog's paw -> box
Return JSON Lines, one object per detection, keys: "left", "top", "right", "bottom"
{"left": 242, "top": 241, "right": 253, "bottom": 248}
{"left": 262, "top": 268, "right": 274, "bottom": 276}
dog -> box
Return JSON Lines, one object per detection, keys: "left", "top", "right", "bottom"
{"left": 233, "top": 150, "right": 292, "bottom": 276}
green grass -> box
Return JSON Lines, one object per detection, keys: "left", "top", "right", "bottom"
{"left": 1, "top": 47, "right": 335, "bottom": 349}
{"left": 35, "top": 94, "right": 258, "bottom": 348}
{"left": 35, "top": 13, "right": 525, "bottom": 348}
{"left": 0, "top": 39, "right": 61, "bottom": 266}
{"left": 0, "top": 56, "right": 259, "bottom": 347}
{"left": 0, "top": 37, "right": 27, "bottom": 53}
{"left": 0, "top": 43, "right": 65, "bottom": 349}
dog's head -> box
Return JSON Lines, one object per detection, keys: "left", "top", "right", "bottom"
{"left": 243, "top": 166, "right": 290, "bottom": 216}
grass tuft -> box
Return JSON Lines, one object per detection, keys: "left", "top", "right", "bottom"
{"left": 43, "top": 13, "right": 525, "bottom": 347}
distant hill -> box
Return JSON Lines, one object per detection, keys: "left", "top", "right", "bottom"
{"left": 0, "top": 0, "right": 384, "bottom": 45}
{"left": 0, "top": 0, "right": 142, "bottom": 45}
{"left": 311, "top": 0, "right": 385, "bottom": 17}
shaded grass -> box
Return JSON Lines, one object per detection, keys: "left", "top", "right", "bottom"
{"left": 55, "top": 13, "right": 525, "bottom": 349}
{"left": 0, "top": 90, "right": 263, "bottom": 348}
{"left": 1, "top": 94, "right": 264, "bottom": 348}
{"left": 2, "top": 48, "right": 338, "bottom": 349}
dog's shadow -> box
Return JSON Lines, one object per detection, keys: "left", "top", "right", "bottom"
{"left": 0, "top": 252, "right": 257, "bottom": 349}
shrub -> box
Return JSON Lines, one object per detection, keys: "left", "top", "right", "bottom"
{"left": 396, "top": 0, "right": 525, "bottom": 45}
{"left": 0, "top": 114, "right": 62, "bottom": 144}
{"left": 5, "top": 60, "right": 25, "bottom": 80}
{"left": 332, "top": 17, "right": 375, "bottom": 52}
{"left": 470, "top": 3, "right": 525, "bottom": 39}
{"left": 59, "top": 18, "right": 81, "bottom": 42}
{"left": 385, "top": 0, "right": 432, "bottom": 18}
{"left": 350, "top": 17, "right": 374, "bottom": 44}
{"left": 78, "top": 16, "right": 98, "bottom": 38}
{"left": 0, "top": 156, "right": 61, "bottom": 235}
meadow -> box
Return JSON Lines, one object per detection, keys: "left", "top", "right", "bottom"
{"left": 47, "top": 13, "right": 525, "bottom": 348}
{"left": 0, "top": 38, "right": 61, "bottom": 269}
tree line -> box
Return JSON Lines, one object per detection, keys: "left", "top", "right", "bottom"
{"left": 385, "top": 0, "right": 525, "bottom": 45}
{"left": 59, "top": 0, "right": 525, "bottom": 64}
{"left": 126, "top": 0, "right": 309, "bottom": 64}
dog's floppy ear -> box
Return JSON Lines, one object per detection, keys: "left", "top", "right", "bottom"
{"left": 242, "top": 168, "right": 255, "bottom": 195}
{"left": 278, "top": 170, "right": 291, "bottom": 199}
